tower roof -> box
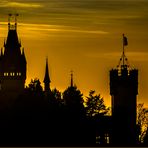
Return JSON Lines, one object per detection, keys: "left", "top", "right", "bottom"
{"left": 43, "top": 58, "right": 51, "bottom": 84}
{"left": 4, "top": 14, "right": 21, "bottom": 56}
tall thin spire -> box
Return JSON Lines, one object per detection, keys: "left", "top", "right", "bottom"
{"left": 70, "top": 70, "right": 73, "bottom": 87}
{"left": 43, "top": 57, "right": 51, "bottom": 92}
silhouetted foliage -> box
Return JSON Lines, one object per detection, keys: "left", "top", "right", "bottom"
{"left": 63, "top": 85, "right": 83, "bottom": 106}
{"left": 143, "top": 129, "right": 148, "bottom": 145}
{"left": 63, "top": 85, "right": 84, "bottom": 113}
{"left": 137, "top": 103, "right": 148, "bottom": 144}
{"left": 85, "top": 90, "right": 109, "bottom": 117}
{"left": 27, "top": 78, "right": 43, "bottom": 93}
{"left": 51, "top": 88, "right": 63, "bottom": 105}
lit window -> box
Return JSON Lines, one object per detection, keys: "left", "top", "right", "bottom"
{"left": 7, "top": 73, "right": 8, "bottom": 76}
{"left": 13, "top": 72, "right": 15, "bottom": 76}
{"left": 105, "top": 133, "right": 110, "bottom": 144}
{"left": 10, "top": 72, "right": 12, "bottom": 76}
{"left": 4, "top": 73, "right": 6, "bottom": 76}
{"left": 19, "top": 72, "right": 21, "bottom": 76}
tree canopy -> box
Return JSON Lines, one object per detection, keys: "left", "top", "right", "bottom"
{"left": 85, "top": 90, "right": 109, "bottom": 117}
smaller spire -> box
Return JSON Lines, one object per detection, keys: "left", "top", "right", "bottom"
{"left": 43, "top": 57, "right": 51, "bottom": 92}
{"left": 70, "top": 70, "right": 74, "bottom": 87}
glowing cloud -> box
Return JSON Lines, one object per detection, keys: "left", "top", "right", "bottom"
{"left": 0, "top": 2, "right": 43, "bottom": 8}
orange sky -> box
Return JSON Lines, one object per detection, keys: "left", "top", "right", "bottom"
{"left": 0, "top": 0, "right": 148, "bottom": 108}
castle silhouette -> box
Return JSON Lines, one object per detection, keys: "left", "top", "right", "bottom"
{"left": 0, "top": 15, "right": 140, "bottom": 146}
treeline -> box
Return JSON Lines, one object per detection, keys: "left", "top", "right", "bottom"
{"left": 1, "top": 78, "right": 148, "bottom": 146}
{"left": 0, "top": 78, "right": 109, "bottom": 146}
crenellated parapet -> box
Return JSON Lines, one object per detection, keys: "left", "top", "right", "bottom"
{"left": 110, "top": 67, "right": 138, "bottom": 95}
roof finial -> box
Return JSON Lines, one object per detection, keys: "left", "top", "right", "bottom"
{"left": 70, "top": 70, "right": 74, "bottom": 87}
{"left": 15, "top": 13, "right": 19, "bottom": 29}
{"left": 8, "top": 13, "right": 12, "bottom": 30}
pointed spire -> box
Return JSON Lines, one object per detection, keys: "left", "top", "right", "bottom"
{"left": 70, "top": 70, "right": 74, "bottom": 87}
{"left": 4, "top": 14, "right": 21, "bottom": 55}
{"left": 43, "top": 57, "right": 51, "bottom": 92}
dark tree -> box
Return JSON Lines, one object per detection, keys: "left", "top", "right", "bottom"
{"left": 85, "top": 90, "right": 109, "bottom": 117}
{"left": 51, "top": 88, "right": 63, "bottom": 105}
{"left": 27, "top": 78, "right": 43, "bottom": 93}
{"left": 62, "top": 85, "right": 86, "bottom": 117}
{"left": 61, "top": 85, "right": 87, "bottom": 145}
{"left": 13, "top": 78, "right": 47, "bottom": 121}
{"left": 63, "top": 85, "right": 84, "bottom": 107}
{"left": 137, "top": 103, "right": 148, "bottom": 144}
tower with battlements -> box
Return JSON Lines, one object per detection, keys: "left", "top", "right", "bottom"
{"left": 110, "top": 35, "right": 138, "bottom": 145}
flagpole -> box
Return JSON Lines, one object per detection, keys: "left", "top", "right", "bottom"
{"left": 122, "top": 34, "right": 125, "bottom": 67}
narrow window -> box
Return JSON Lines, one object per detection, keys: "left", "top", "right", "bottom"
{"left": 105, "top": 133, "right": 110, "bottom": 144}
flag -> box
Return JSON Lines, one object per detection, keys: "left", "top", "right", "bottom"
{"left": 123, "top": 34, "right": 128, "bottom": 46}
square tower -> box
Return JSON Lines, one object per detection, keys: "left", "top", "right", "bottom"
{"left": 109, "top": 35, "right": 138, "bottom": 145}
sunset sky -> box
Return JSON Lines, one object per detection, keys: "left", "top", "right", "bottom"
{"left": 0, "top": 0, "right": 148, "bottom": 107}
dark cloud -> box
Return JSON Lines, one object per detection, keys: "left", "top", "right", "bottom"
{"left": 0, "top": 0, "right": 147, "bottom": 31}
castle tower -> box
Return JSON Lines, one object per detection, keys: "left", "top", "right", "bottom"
{"left": 43, "top": 57, "right": 51, "bottom": 93}
{"left": 0, "top": 14, "right": 26, "bottom": 108}
{"left": 110, "top": 35, "right": 138, "bottom": 145}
